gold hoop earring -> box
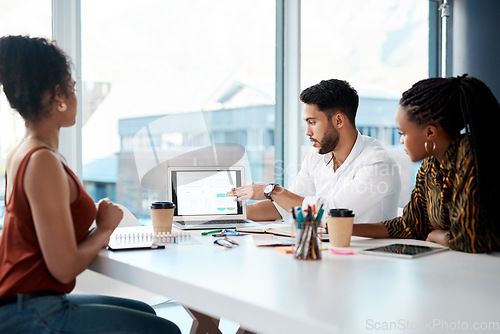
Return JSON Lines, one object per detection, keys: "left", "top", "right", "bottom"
{"left": 57, "top": 103, "right": 67, "bottom": 112}
{"left": 424, "top": 140, "right": 436, "bottom": 154}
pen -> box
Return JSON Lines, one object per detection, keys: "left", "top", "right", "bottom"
{"left": 317, "top": 203, "right": 324, "bottom": 213}
{"left": 297, "top": 210, "right": 304, "bottom": 223}
{"left": 315, "top": 203, "right": 324, "bottom": 222}
{"left": 315, "top": 208, "right": 325, "bottom": 222}
{"left": 201, "top": 229, "right": 223, "bottom": 235}
{"left": 223, "top": 229, "right": 239, "bottom": 234}
{"left": 211, "top": 233, "right": 230, "bottom": 237}
{"left": 212, "top": 232, "right": 247, "bottom": 237}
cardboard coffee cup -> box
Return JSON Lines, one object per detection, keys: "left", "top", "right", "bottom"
{"left": 327, "top": 209, "right": 355, "bottom": 247}
{"left": 150, "top": 201, "right": 176, "bottom": 234}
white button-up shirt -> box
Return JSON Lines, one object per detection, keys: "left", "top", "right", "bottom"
{"left": 276, "top": 132, "right": 401, "bottom": 223}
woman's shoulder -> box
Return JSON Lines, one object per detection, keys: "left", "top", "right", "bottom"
{"left": 24, "top": 146, "right": 63, "bottom": 171}
{"left": 10, "top": 145, "right": 62, "bottom": 178}
{"left": 18, "top": 144, "right": 59, "bottom": 161}
{"left": 5, "top": 144, "right": 64, "bottom": 202}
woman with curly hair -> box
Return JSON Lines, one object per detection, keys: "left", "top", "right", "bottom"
{"left": 353, "top": 75, "right": 500, "bottom": 253}
{"left": 0, "top": 35, "right": 180, "bottom": 333}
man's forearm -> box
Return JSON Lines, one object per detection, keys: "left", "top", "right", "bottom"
{"left": 246, "top": 185, "right": 304, "bottom": 221}
{"left": 271, "top": 185, "right": 304, "bottom": 213}
{"left": 247, "top": 201, "right": 282, "bottom": 221}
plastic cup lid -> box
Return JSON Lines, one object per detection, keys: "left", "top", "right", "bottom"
{"left": 150, "top": 201, "right": 176, "bottom": 209}
{"left": 328, "top": 208, "right": 355, "bottom": 217}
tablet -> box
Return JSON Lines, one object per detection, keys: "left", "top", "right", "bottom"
{"left": 360, "top": 243, "right": 448, "bottom": 258}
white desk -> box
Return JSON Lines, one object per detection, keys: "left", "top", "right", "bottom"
{"left": 89, "top": 228, "right": 500, "bottom": 334}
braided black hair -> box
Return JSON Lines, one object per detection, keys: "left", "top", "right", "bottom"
{"left": 299, "top": 79, "right": 359, "bottom": 126}
{"left": 0, "top": 35, "right": 72, "bottom": 123}
{"left": 400, "top": 75, "right": 500, "bottom": 242}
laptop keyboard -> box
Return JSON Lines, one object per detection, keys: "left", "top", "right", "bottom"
{"left": 178, "top": 220, "right": 248, "bottom": 226}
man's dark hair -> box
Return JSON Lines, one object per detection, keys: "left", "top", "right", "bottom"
{"left": 0, "top": 35, "right": 72, "bottom": 123}
{"left": 299, "top": 79, "right": 359, "bottom": 126}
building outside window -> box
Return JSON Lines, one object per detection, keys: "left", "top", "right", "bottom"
{"left": 0, "top": 1, "right": 430, "bottom": 225}
{"left": 81, "top": 0, "right": 276, "bottom": 220}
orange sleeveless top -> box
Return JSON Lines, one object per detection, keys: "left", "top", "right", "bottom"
{"left": 0, "top": 147, "right": 97, "bottom": 298}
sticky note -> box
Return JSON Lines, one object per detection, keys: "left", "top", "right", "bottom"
{"left": 329, "top": 248, "right": 355, "bottom": 255}
{"left": 275, "top": 246, "right": 294, "bottom": 254}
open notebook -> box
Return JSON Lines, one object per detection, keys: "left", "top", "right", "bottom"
{"left": 236, "top": 223, "right": 293, "bottom": 237}
{"left": 167, "top": 166, "right": 256, "bottom": 230}
{"left": 237, "top": 222, "right": 330, "bottom": 241}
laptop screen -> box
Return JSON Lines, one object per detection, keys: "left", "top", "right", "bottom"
{"left": 169, "top": 168, "right": 244, "bottom": 218}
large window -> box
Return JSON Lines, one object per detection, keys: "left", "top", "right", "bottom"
{"left": 0, "top": 1, "right": 432, "bottom": 226}
{"left": 301, "top": 0, "right": 429, "bottom": 206}
{"left": 0, "top": 0, "right": 52, "bottom": 224}
{"left": 81, "top": 0, "right": 276, "bottom": 220}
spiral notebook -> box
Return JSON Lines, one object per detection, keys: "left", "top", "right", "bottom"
{"left": 107, "top": 226, "right": 194, "bottom": 251}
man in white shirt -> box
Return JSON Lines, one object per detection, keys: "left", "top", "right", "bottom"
{"left": 229, "top": 79, "right": 401, "bottom": 223}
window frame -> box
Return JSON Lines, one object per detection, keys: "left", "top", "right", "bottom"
{"left": 52, "top": 0, "right": 83, "bottom": 178}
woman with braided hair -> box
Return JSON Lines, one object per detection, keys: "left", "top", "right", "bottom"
{"left": 353, "top": 75, "right": 500, "bottom": 253}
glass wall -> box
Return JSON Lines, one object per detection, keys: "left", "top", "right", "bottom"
{"left": 301, "top": 0, "right": 429, "bottom": 206}
{"left": 0, "top": 0, "right": 52, "bottom": 225}
{"left": 80, "top": 0, "right": 276, "bottom": 220}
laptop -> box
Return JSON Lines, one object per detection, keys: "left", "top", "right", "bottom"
{"left": 167, "top": 166, "right": 256, "bottom": 230}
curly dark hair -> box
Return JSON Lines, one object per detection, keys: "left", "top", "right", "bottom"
{"left": 0, "top": 35, "right": 72, "bottom": 123}
{"left": 299, "top": 79, "right": 359, "bottom": 126}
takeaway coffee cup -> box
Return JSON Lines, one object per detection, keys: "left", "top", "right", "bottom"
{"left": 327, "top": 209, "right": 355, "bottom": 247}
{"left": 150, "top": 201, "right": 176, "bottom": 234}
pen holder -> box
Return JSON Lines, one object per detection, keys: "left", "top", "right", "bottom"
{"left": 293, "top": 220, "right": 321, "bottom": 260}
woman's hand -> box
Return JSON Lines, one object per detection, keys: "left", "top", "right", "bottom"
{"left": 426, "top": 229, "right": 449, "bottom": 247}
{"left": 227, "top": 182, "right": 267, "bottom": 201}
{"left": 95, "top": 198, "right": 123, "bottom": 233}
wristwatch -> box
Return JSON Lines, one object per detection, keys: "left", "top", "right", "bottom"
{"left": 264, "top": 183, "right": 278, "bottom": 202}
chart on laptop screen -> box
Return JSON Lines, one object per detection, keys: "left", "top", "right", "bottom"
{"left": 176, "top": 171, "right": 238, "bottom": 216}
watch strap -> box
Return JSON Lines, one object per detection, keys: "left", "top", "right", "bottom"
{"left": 264, "top": 183, "right": 277, "bottom": 201}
